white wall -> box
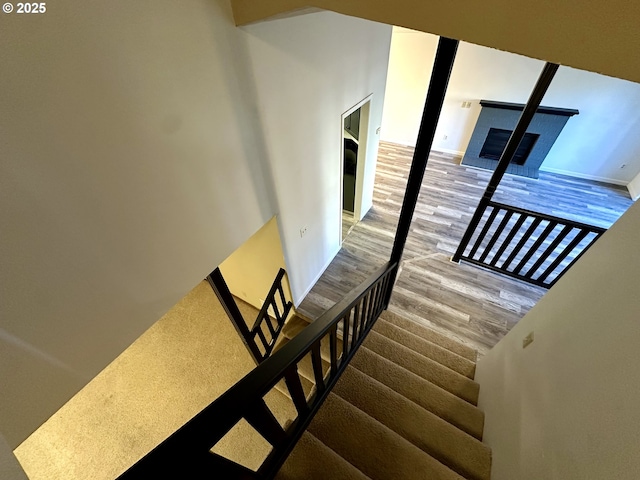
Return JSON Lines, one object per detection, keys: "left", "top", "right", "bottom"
{"left": 242, "top": 12, "right": 391, "bottom": 304}
{"left": 0, "top": 1, "right": 391, "bottom": 447}
{"left": 476, "top": 197, "right": 640, "bottom": 479}
{"left": 0, "top": 0, "right": 276, "bottom": 447}
{"left": 380, "top": 28, "right": 439, "bottom": 147}
{"left": 381, "top": 28, "right": 640, "bottom": 185}
{"left": 219, "top": 216, "right": 293, "bottom": 312}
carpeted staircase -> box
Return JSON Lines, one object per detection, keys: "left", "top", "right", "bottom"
{"left": 272, "top": 309, "right": 491, "bottom": 480}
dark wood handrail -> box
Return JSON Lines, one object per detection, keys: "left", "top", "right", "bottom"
{"left": 119, "top": 261, "right": 397, "bottom": 479}
{"left": 487, "top": 201, "right": 607, "bottom": 233}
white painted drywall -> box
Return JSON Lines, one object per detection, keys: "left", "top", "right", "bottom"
{"left": 381, "top": 28, "right": 640, "bottom": 185}
{"left": 380, "top": 28, "right": 439, "bottom": 147}
{"left": 242, "top": 12, "right": 391, "bottom": 304}
{"left": 219, "top": 216, "right": 293, "bottom": 312}
{"left": 476, "top": 198, "right": 640, "bottom": 479}
{"left": 0, "top": 0, "right": 279, "bottom": 447}
{"left": 0, "top": 2, "right": 391, "bottom": 447}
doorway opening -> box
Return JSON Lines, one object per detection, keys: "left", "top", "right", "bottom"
{"left": 341, "top": 96, "right": 371, "bottom": 243}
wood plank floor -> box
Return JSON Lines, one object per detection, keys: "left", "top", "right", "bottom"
{"left": 298, "top": 142, "right": 633, "bottom": 355}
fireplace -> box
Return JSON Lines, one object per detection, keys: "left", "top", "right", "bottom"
{"left": 461, "top": 100, "right": 578, "bottom": 178}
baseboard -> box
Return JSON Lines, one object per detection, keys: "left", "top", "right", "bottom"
{"left": 628, "top": 182, "right": 640, "bottom": 201}
{"left": 380, "top": 141, "right": 465, "bottom": 158}
{"left": 293, "top": 243, "right": 341, "bottom": 307}
{"left": 538, "top": 166, "right": 627, "bottom": 186}
{"left": 433, "top": 147, "right": 465, "bottom": 157}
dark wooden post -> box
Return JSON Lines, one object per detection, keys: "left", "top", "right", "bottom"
{"left": 452, "top": 62, "right": 559, "bottom": 262}
{"left": 207, "top": 268, "right": 262, "bottom": 363}
{"left": 384, "top": 37, "right": 459, "bottom": 306}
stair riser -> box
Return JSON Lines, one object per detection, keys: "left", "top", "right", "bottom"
{"left": 333, "top": 367, "right": 491, "bottom": 480}
{"left": 374, "top": 320, "right": 476, "bottom": 379}
{"left": 365, "top": 331, "right": 480, "bottom": 405}
{"left": 381, "top": 311, "right": 477, "bottom": 362}
{"left": 351, "top": 347, "right": 484, "bottom": 439}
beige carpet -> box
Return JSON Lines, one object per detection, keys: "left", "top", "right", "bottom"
{"left": 273, "top": 311, "right": 492, "bottom": 480}
{"left": 15, "top": 284, "right": 492, "bottom": 480}
{"left": 14, "top": 281, "right": 260, "bottom": 479}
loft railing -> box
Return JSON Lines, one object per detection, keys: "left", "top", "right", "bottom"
{"left": 208, "top": 268, "right": 293, "bottom": 364}
{"left": 119, "top": 262, "right": 397, "bottom": 479}
{"left": 453, "top": 201, "right": 606, "bottom": 288}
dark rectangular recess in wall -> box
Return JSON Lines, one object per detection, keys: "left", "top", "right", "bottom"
{"left": 479, "top": 128, "right": 540, "bottom": 165}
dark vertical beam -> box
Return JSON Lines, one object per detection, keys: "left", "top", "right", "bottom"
{"left": 207, "top": 268, "right": 262, "bottom": 364}
{"left": 452, "top": 62, "right": 559, "bottom": 262}
{"left": 384, "top": 37, "right": 459, "bottom": 306}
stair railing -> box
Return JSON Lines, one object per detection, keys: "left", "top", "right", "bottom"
{"left": 453, "top": 201, "right": 606, "bottom": 288}
{"left": 119, "top": 261, "right": 397, "bottom": 479}
{"left": 251, "top": 268, "right": 294, "bottom": 362}
{"left": 207, "top": 268, "right": 293, "bottom": 364}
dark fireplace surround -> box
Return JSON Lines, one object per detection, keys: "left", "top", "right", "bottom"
{"left": 461, "top": 100, "right": 579, "bottom": 178}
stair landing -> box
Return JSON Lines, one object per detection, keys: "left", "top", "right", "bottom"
{"left": 13, "top": 281, "right": 259, "bottom": 480}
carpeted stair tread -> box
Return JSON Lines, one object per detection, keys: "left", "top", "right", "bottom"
{"left": 380, "top": 310, "right": 477, "bottom": 362}
{"left": 275, "top": 431, "right": 371, "bottom": 480}
{"left": 308, "top": 393, "right": 465, "bottom": 480}
{"left": 282, "top": 315, "right": 343, "bottom": 364}
{"left": 364, "top": 330, "right": 480, "bottom": 405}
{"left": 350, "top": 346, "right": 484, "bottom": 439}
{"left": 333, "top": 366, "right": 491, "bottom": 480}
{"left": 374, "top": 319, "right": 476, "bottom": 379}
{"left": 281, "top": 315, "right": 309, "bottom": 340}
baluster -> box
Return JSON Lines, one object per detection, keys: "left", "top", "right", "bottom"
{"left": 284, "top": 367, "right": 309, "bottom": 416}
{"left": 329, "top": 325, "right": 338, "bottom": 376}
{"left": 502, "top": 217, "right": 542, "bottom": 270}
{"left": 527, "top": 224, "right": 573, "bottom": 279}
{"left": 351, "top": 302, "right": 360, "bottom": 346}
{"left": 278, "top": 285, "right": 287, "bottom": 312}
{"left": 381, "top": 271, "right": 392, "bottom": 309}
{"left": 359, "top": 292, "right": 371, "bottom": 334}
{"left": 255, "top": 329, "right": 269, "bottom": 357}
{"left": 263, "top": 312, "right": 276, "bottom": 338}
{"left": 244, "top": 398, "right": 288, "bottom": 447}
{"left": 271, "top": 299, "right": 281, "bottom": 324}
{"left": 490, "top": 213, "right": 527, "bottom": 267}
{"left": 370, "top": 283, "right": 381, "bottom": 322}
{"left": 342, "top": 313, "right": 351, "bottom": 358}
{"left": 513, "top": 221, "right": 558, "bottom": 277}
{"left": 368, "top": 288, "right": 377, "bottom": 327}
{"left": 479, "top": 209, "right": 513, "bottom": 263}
{"left": 468, "top": 206, "right": 499, "bottom": 259}
{"left": 540, "top": 229, "right": 591, "bottom": 285}
{"left": 310, "top": 342, "right": 326, "bottom": 394}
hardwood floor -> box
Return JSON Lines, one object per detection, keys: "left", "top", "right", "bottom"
{"left": 297, "top": 142, "right": 633, "bottom": 355}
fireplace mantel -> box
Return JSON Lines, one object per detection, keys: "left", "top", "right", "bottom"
{"left": 461, "top": 100, "right": 579, "bottom": 178}
{"left": 479, "top": 100, "right": 579, "bottom": 117}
